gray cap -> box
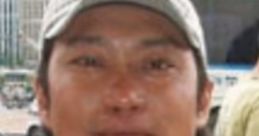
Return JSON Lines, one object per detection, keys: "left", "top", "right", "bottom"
{"left": 40, "top": 0, "right": 207, "bottom": 65}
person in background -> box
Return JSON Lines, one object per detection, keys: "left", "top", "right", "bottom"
{"left": 33, "top": 0, "right": 213, "bottom": 136}
{"left": 226, "top": 20, "right": 259, "bottom": 64}
{"left": 215, "top": 41, "right": 259, "bottom": 136}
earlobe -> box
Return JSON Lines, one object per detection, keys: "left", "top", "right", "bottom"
{"left": 33, "top": 79, "right": 52, "bottom": 129}
{"left": 196, "top": 80, "right": 213, "bottom": 128}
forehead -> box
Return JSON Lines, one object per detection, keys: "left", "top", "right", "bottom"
{"left": 58, "top": 4, "right": 188, "bottom": 45}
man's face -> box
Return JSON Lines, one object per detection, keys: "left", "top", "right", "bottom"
{"left": 35, "top": 4, "right": 212, "bottom": 136}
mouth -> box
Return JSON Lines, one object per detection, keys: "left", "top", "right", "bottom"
{"left": 93, "top": 132, "right": 153, "bottom": 136}
{"left": 90, "top": 116, "right": 155, "bottom": 136}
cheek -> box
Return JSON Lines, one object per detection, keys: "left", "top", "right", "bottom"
{"left": 47, "top": 65, "right": 105, "bottom": 134}
{"left": 145, "top": 69, "right": 198, "bottom": 135}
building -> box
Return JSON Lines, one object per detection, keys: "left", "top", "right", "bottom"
{"left": 19, "top": 0, "right": 49, "bottom": 68}
{"left": 0, "top": 0, "right": 49, "bottom": 68}
{"left": 1, "top": 0, "right": 259, "bottom": 67}
{"left": 0, "top": 0, "right": 20, "bottom": 68}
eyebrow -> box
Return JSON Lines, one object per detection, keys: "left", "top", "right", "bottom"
{"left": 66, "top": 35, "right": 105, "bottom": 47}
{"left": 64, "top": 35, "right": 188, "bottom": 50}
{"left": 140, "top": 37, "right": 186, "bottom": 49}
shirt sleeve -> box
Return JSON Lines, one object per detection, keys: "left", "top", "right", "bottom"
{"left": 245, "top": 99, "right": 259, "bottom": 136}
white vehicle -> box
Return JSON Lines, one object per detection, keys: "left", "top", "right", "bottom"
{"left": 0, "top": 69, "right": 34, "bottom": 85}
{"left": 0, "top": 69, "right": 35, "bottom": 109}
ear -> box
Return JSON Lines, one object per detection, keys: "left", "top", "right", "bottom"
{"left": 196, "top": 79, "right": 213, "bottom": 128}
{"left": 33, "top": 78, "right": 52, "bottom": 129}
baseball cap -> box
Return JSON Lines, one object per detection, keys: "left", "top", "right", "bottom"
{"left": 40, "top": 0, "right": 207, "bottom": 65}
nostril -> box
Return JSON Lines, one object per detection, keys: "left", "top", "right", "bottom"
{"left": 104, "top": 91, "right": 146, "bottom": 115}
{"left": 111, "top": 104, "right": 140, "bottom": 114}
{"left": 131, "top": 105, "right": 139, "bottom": 111}
{"left": 112, "top": 106, "right": 121, "bottom": 113}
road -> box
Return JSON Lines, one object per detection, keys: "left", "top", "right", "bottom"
{"left": 1, "top": 134, "right": 24, "bottom": 136}
{"left": 0, "top": 108, "right": 33, "bottom": 136}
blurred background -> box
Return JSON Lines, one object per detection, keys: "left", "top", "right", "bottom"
{"left": 0, "top": 0, "right": 258, "bottom": 135}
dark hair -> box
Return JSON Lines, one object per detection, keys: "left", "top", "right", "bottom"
{"left": 37, "top": 39, "right": 55, "bottom": 98}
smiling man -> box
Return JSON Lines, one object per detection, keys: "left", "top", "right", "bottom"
{"left": 34, "top": 0, "right": 213, "bottom": 136}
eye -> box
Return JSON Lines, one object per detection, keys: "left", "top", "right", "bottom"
{"left": 71, "top": 56, "right": 102, "bottom": 68}
{"left": 145, "top": 58, "right": 174, "bottom": 71}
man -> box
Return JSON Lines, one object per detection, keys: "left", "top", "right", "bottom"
{"left": 215, "top": 43, "right": 259, "bottom": 136}
{"left": 34, "top": 0, "right": 213, "bottom": 136}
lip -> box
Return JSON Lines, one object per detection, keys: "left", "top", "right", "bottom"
{"left": 91, "top": 121, "right": 155, "bottom": 136}
{"left": 93, "top": 132, "right": 153, "bottom": 136}
{"left": 90, "top": 114, "right": 155, "bottom": 136}
{"left": 92, "top": 125, "right": 154, "bottom": 136}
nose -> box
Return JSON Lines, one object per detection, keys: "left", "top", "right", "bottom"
{"left": 102, "top": 77, "right": 147, "bottom": 116}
